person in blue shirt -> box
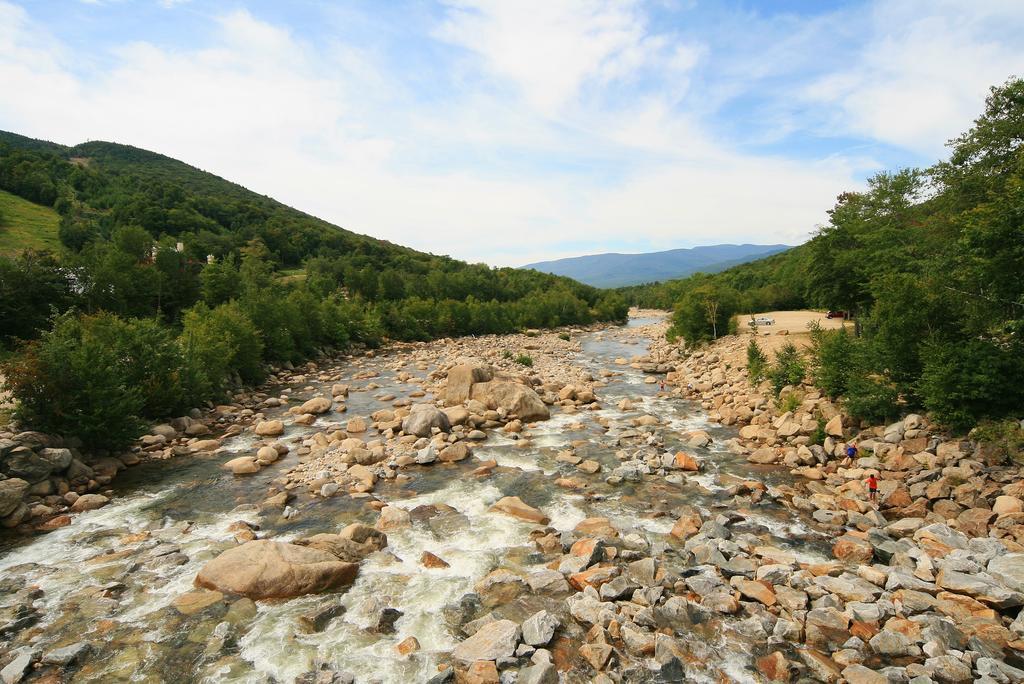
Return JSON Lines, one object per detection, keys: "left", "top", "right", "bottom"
{"left": 845, "top": 444, "right": 858, "bottom": 459}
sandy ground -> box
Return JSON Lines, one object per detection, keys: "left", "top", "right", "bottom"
{"left": 724, "top": 309, "right": 852, "bottom": 365}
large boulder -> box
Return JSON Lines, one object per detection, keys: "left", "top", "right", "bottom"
{"left": 451, "top": 619, "right": 520, "bottom": 663}
{"left": 2, "top": 447, "right": 53, "bottom": 483}
{"left": 0, "top": 478, "right": 29, "bottom": 517}
{"left": 470, "top": 381, "right": 550, "bottom": 422}
{"left": 195, "top": 540, "right": 358, "bottom": 599}
{"left": 443, "top": 362, "right": 494, "bottom": 405}
{"left": 296, "top": 533, "right": 385, "bottom": 563}
{"left": 255, "top": 420, "right": 285, "bottom": 437}
{"left": 401, "top": 404, "right": 452, "bottom": 438}
{"left": 37, "top": 448, "right": 74, "bottom": 471}
{"left": 297, "top": 397, "right": 332, "bottom": 415}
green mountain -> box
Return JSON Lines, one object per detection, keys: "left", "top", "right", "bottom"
{"left": 523, "top": 243, "right": 791, "bottom": 288}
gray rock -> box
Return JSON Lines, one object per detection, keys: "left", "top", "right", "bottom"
{"left": 0, "top": 478, "right": 29, "bottom": 518}
{"left": 517, "top": 662, "right": 558, "bottom": 684}
{"left": 977, "top": 657, "right": 1024, "bottom": 682}
{"left": 521, "top": 610, "right": 559, "bottom": 646}
{"left": 527, "top": 570, "right": 570, "bottom": 595}
{"left": 451, "top": 619, "right": 520, "bottom": 663}
{"left": 870, "top": 629, "right": 912, "bottom": 656}
{"left": 37, "top": 448, "right": 73, "bottom": 471}
{"left": 936, "top": 568, "right": 1024, "bottom": 609}
{"left": 42, "top": 642, "right": 91, "bottom": 666}
{"left": 566, "top": 591, "right": 614, "bottom": 627}
{"left": 401, "top": 404, "right": 451, "bottom": 438}
{"left": 0, "top": 649, "right": 34, "bottom": 684}
{"left": 599, "top": 575, "right": 639, "bottom": 601}
{"left": 988, "top": 553, "right": 1024, "bottom": 593}
{"left": 923, "top": 655, "right": 972, "bottom": 682}
{"left": 1, "top": 448, "right": 51, "bottom": 483}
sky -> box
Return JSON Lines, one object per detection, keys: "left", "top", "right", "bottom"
{"left": 1, "top": 1, "right": 1022, "bottom": 266}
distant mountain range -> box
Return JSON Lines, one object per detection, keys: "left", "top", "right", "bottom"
{"left": 522, "top": 243, "right": 792, "bottom": 288}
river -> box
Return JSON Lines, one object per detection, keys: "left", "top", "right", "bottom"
{"left": 0, "top": 315, "right": 831, "bottom": 683}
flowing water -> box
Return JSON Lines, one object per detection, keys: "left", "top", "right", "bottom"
{"left": 0, "top": 315, "right": 830, "bottom": 683}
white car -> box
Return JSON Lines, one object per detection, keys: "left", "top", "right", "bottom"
{"left": 752, "top": 316, "right": 774, "bottom": 326}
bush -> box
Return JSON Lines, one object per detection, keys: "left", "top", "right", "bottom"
{"left": 971, "top": 420, "right": 1024, "bottom": 465}
{"left": 515, "top": 354, "right": 533, "bottom": 367}
{"left": 844, "top": 373, "right": 899, "bottom": 424}
{"left": 777, "top": 392, "right": 801, "bottom": 413}
{"left": 671, "top": 282, "right": 741, "bottom": 343}
{"left": 559, "top": 332, "right": 571, "bottom": 341}
{"left": 768, "top": 342, "right": 805, "bottom": 396}
{"left": 180, "top": 302, "right": 265, "bottom": 393}
{"left": 2, "top": 312, "right": 183, "bottom": 449}
{"left": 808, "top": 325, "right": 857, "bottom": 399}
{"left": 746, "top": 338, "right": 768, "bottom": 383}
{"left": 918, "top": 337, "right": 1024, "bottom": 431}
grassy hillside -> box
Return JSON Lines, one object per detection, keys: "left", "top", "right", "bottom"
{"left": 0, "top": 188, "right": 60, "bottom": 255}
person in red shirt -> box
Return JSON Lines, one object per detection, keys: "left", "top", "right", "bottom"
{"left": 867, "top": 473, "right": 878, "bottom": 504}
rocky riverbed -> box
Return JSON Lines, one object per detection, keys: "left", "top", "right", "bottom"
{"left": 1, "top": 312, "right": 1023, "bottom": 683}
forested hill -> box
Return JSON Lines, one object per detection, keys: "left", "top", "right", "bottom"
{"left": 619, "top": 77, "right": 1024, "bottom": 432}
{"left": 0, "top": 130, "right": 628, "bottom": 341}
{"left": 2, "top": 130, "right": 466, "bottom": 265}
{"left": 0, "top": 131, "right": 627, "bottom": 449}
{"left": 523, "top": 243, "right": 791, "bottom": 288}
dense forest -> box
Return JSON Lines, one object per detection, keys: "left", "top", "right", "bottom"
{"left": 622, "top": 78, "right": 1024, "bottom": 431}
{"left": 0, "top": 132, "right": 626, "bottom": 448}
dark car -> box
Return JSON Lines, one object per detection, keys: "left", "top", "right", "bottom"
{"left": 826, "top": 310, "right": 850, "bottom": 319}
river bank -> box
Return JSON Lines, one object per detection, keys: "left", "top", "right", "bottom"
{"left": 1, "top": 312, "right": 1022, "bottom": 683}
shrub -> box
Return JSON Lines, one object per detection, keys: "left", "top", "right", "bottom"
{"left": 746, "top": 338, "right": 768, "bottom": 383}
{"left": 810, "top": 416, "right": 827, "bottom": 446}
{"left": 1, "top": 312, "right": 181, "bottom": 449}
{"left": 918, "top": 337, "right": 1024, "bottom": 431}
{"left": 777, "top": 392, "right": 801, "bottom": 413}
{"left": 768, "top": 342, "right": 805, "bottom": 396}
{"left": 180, "top": 301, "right": 265, "bottom": 392}
{"left": 559, "top": 332, "right": 571, "bottom": 341}
{"left": 502, "top": 350, "right": 513, "bottom": 360}
{"left": 971, "top": 420, "right": 1024, "bottom": 465}
{"left": 844, "top": 373, "right": 899, "bottom": 424}
{"left": 515, "top": 354, "right": 533, "bottom": 367}
{"left": 808, "top": 324, "right": 857, "bottom": 399}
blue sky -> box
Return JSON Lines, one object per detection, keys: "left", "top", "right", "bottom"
{"left": 2, "top": 1, "right": 1022, "bottom": 265}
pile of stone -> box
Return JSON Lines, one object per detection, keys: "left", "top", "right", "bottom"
{"left": 0, "top": 432, "right": 119, "bottom": 530}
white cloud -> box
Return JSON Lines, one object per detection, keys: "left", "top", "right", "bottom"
{"left": 434, "top": 0, "right": 701, "bottom": 115}
{"left": 0, "top": 0, "right": 1020, "bottom": 267}
{"left": 803, "top": 0, "right": 1024, "bottom": 157}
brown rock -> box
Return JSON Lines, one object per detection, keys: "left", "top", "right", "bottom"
{"left": 833, "top": 534, "right": 873, "bottom": 563}
{"left": 173, "top": 590, "right": 224, "bottom": 615}
{"left": 397, "top": 636, "right": 420, "bottom": 656}
{"left": 194, "top": 540, "right": 358, "bottom": 599}
{"left": 463, "top": 660, "right": 499, "bottom": 684}
{"left": 489, "top": 496, "right": 549, "bottom": 525}
{"left": 672, "top": 452, "right": 700, "bottom": 471}
{"left": 422, "top": 551, "right": 450, "bottom": 568}
{"left": 579, "top": 642, "right": 612, "bottom": 671}
{"left": 757, "top": 651, "right": 792, "bottom": 682}
{"left": 574, "top": 517, "right": 618, "bottom": 538}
